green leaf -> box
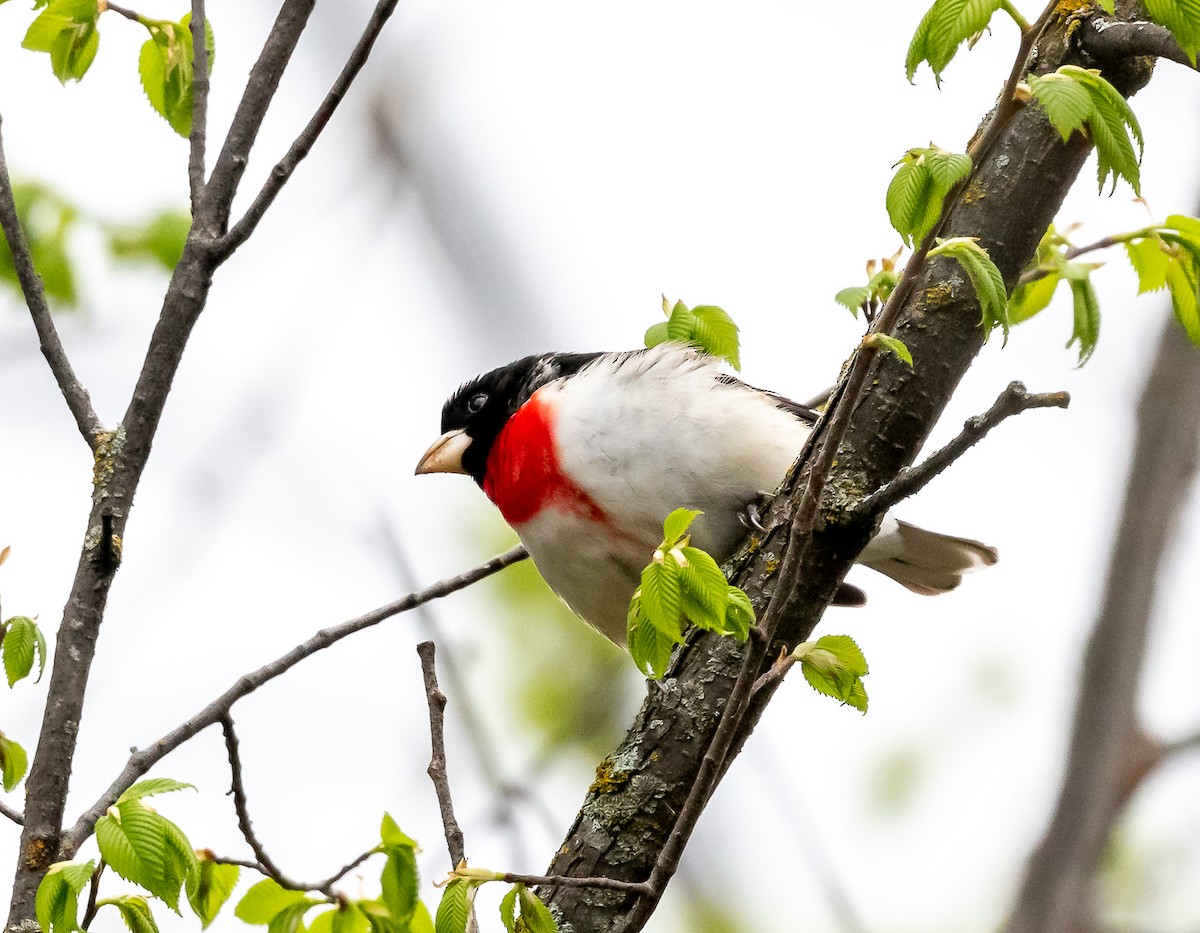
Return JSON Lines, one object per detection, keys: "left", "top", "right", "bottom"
{"left": 929, "top": 236, "right": 1010, "bottom": 340}
{"left": 638, "top": 561, "right": 684, "bottom": 639}
{"left": 0, "top": 732, "right": 29, "bottom": 792}
{"left": 1066, "top": 272, "right": 1102, "bottom": 365}
{"left": 118, "top": 777, "right": 196, "bottom": 802}
{"left": 499, "top": 888, "right": 518, "bottom": 933}
{"left": 689, "top": 305, "right": 741, "bottom": 370}
{"left": 643, "top": 321, "right": 670, "bottom": 348}
{"left": 311, "top": 905, "right": 371, "bottom": 933}
{"left": 661, "top": 508, "right": 702, "bottom": 548}
{"left": 723, "top": 586, "right": 755, "bottom": 641}
{"left": 795, "top": 635, "right": 870, "bottom": 713}
{"left": 0, "top": 183, "right": 79, "bottom": 307}
{"left": 627, "top": 596, "right": 678, "bottom": 679}
{"left": 1027, "top": 72, "right": 1094, "bottom": 143}
{"left": 3, "top": 616, "right": 45, "bottom": 687}
{"left": 886, "top": 147, "right": 970, "bottom": 246}
{"left": 186, "top": 855, "right": 239, "bottom": 929}
{"left": 236, "top": 880, "right": 318, "bottom": 926}
{"left": 516, "top": 886, "right": 558, "bottom": 933}
{"left": 96, "top": 798, "right": 197, "bottom": 912}
{"left": 862, "top": 333, "right": 914, "bottom": 367}
{"left": 138, "top": 15, "right": 215, "bottom": 137}
{"left": 905, "top": 0, "right": 1005, "bottom": 83}
{"left": 665, "top": 300, "right": 696, "bottom": 342}
{"left": 678, "top": 546, "right": 730, "bottom": 632}
{"left": 1007, "top": 271, "right": 1061, "bottom": 323}
{"left": 1165, "top": 257, "right": 1200, "bottom": 346}
{"left": 97, "top": 895, "right": 160, "bottom": 933}
{"left": 21, "top": 0, "right": 100, "bottom": 83}
{"left": 835, "top": 286, "right": 871, "bottom": 316}
{"left": 379, "top": 812, "right": 419, "bottom": 851}
{"left": 1124, "top": 238, "right": 1170, "bottom": 294}
{"left": 434, "top": 881, "right": 470, "bottom": 933}
{"left": 1145, "top": 0, "right": 1200, "bottom": 65}
{"left": 380, "top": 845, "right": 418, "bottom": 926}
{"left": 108, "top": 210, "right": 191, "bottom": 271}
{"left": 35, "top": 860, "right": 95, "bottom": 933}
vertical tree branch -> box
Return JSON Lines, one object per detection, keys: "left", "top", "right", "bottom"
{"left": 0, "top": 117, "right": 103, "bottom": 448}
{"left": 418, "top": 642, "right": 466, "bottom": 868}
{"left": 188, "top": 0, "right": 210, "bottom": 208}
{"left": 1005, "top": 312, "right": 1200, "bottom": 933}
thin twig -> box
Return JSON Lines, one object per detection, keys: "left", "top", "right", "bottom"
{"left": 188, "top": 0, "right": 210, "bottom": 208}
{"left": 216, "top": 0, "right": 401, "bottom": 259}
{"left": 1161, "top": 728, "right": 1200, "bottom": 761}
{"left": 60, "top": 546, "right": 528, "bottom": 856}
{"left": 501, "top": 872, "right": 650, "bottom": 894}
{"left": 1080, "top": 18, "right": 1200, "bottom": 71}
{"left": 418, "top": 642, "right": 467, "bottom": 868}
{"left": 220, "top": 714, "right": 299, "bottom": 890}
{"left": 104, "top": 2, "right": 140, "bottom": 22}
{"left": 862, "top": 382, "right": 1070, "bottom": 515}
{"left": 0, "top": 801, "right": 23, "bottom": 826}
{"left": 1016, "top": 233, "right": 1138, "bottom": 287}
{"left": 0, "top": 116, "right": 102, "bottom": 448}
{"left": 80, "top": 860, "right": 105, "bottom": 929}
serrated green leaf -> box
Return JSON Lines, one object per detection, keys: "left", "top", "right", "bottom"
{"left": 1028, "top": 72, "right": 1094, "bottom": 142}
{"left": 639, "top": 561, "right": 684, "bottom": 637}
{"left": 517, "top": 886, "right": 557, "bottom": 933}
{"left": 665, "top": 301, "right": 695, "bottom": 343}
{"left": 118, "top": 778, "right": 196, "bottom": 802}
{"left": 661, "top": 508, "right": 702, "bottom": 548}
{"left": 236, "top": 880, "right": 317, "bottom": 926}
{"left": 863, "top": 333, "right": 914, "bottom": 367}
{"left": 723, "top": 586, "right": 755, "bottom": 641}
{"left": 137, "top": 15, "right": 215, "bottom": 137}
{"left": 35, "top": 861, "right": 95, "bottom": 933}
{"left": 886, "top": 157, "right": 935, "bottom": 247}
{"left": 1067, "top": 275, "right": 1102, "bottom": 365}
{"left": 1125, "top": 238, "right": 1170, "bottom": 294}
{"left": 627, "top": 597, "right": 677, "bottom": 680}
{"left": 929, "top": 237, "right": 1010, "bottom": 340}
{"left": 905, "top": 0, "right": 1005, "bottom": 83}
{"left": 97, "top": 895, "right": 160, "bottom": 933}
{"left": 678, "top": 546, "right": 730, "bottom": 632}
{"left": 3, "top": 616, "right": 39, "bottom": 687}
{"left": 21, "top": 0, "right": 100, "bottom": 83}
{"left": 1145, "top": 0, "right": 1200, "bottom": 65}
{"left": 926, "top": 150, "right": 972, "bottom": 190}
{"left": 0, "top": 733, "right": 29, "bottom": 792}
{"left": 689, "top": 305, "right": 741, "bottom": 370}
{"left": 186, "top": 856, "right": 239, "bottom": 929}
{"left": 835, "top": 285, "right": 871, "bottom": 316}
{"left": 795, "top": 635, "right": 870, "bottom": 713}
{"left": 499, "top": 888, "right": 518, "bottom": 933}
{"left": 1008, "top": 271, "right": 1061, "bottom": 323}
{"left": 434, "top": 881, "right": 470, "bottom": 933}
{"left": 98, "top": 799, "right": 197, "bottom": 913}
{"left": 1165, "top": 258, "right": 1200, "bottom": 346}
{"left": 814, "top": 635, "right": 869, "bottom": 676}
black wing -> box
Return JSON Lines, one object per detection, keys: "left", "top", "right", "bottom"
{"left": 717, "top": 374, "right": 820, "bottom": 425}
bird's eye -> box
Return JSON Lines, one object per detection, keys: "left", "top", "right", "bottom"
{"left": 467, "top": 393, "right": 488, "bottom": 413}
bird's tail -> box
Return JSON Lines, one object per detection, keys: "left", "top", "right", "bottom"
{"left": 859, "top": 519, "right": 998, "bottom": 595}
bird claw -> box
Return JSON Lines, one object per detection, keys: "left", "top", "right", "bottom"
{"left": 738, "top": 495, "right": 771, "bottom": 534}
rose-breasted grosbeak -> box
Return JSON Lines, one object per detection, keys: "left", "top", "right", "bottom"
{"left": 416, "top": 343, "right": 997, "bottom": 644}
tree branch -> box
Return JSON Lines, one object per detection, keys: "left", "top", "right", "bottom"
{"left": 58, "top": 546, "right": 527, "bottom": 858}
{"left": 541, "top": 3, "right": 1156, "bottom": 929}
{"left": 0, "top": 802, "right": 23, "bottom": 826}
{"left": 1006, "top": 310, "right": 1200, "bottom": 933}
{"left": 216, "top": 0, "right": 401, "bottom": 259}
{"left": 862, "top": 382, "right": 1070, "bottom": 516}
{"left": 0, "top": 116, "right": 103, "bottom": 448}
{"left": 418, "top": 642, "right": 467, "bottom": 869}
{"left": 1080, "top": 18, "right": 1199, "bottom": 71}
{"left": 188, "top": 0, "right": 210, "bottom": 209}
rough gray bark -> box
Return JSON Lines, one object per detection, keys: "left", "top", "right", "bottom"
{"left": 539, "top": 4, "right": 1159, "bottom": 931}
{"left": 1005, "top": 310, "right": 1200, "bottom": 933}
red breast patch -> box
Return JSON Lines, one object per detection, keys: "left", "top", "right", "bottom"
{"left": 483, "top": 389, "right": 607, "bottom": 527}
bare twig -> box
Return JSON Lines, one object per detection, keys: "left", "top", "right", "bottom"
{"left": 0, "top": 802, "right": 23, "bottom": 826}
{"left": 60, "top": 546, "right": 528, "bottom": 856}
{"left": 188, "top": 0, "right": 210, "bottom": 208}
{"left": 418, "top": 642, "right": 467, "bottom": 868}
{"left": 500, "top": 872, "right": 649, "bottom": 894}
{"left": 104, "top": 3, "right": 140, "bottom": 22}
{"left": 1081, "top": 18, "right": 1200, "bottom": 71}
{"left": 221, "top": 715, "right": 295, "bottom": 889}
{"left": 862, "top": 382, "right": 1070, "bottom": 515}
{"left": 80, "top": 860, "right": 104, "bottom": 929}
{"left": 0, "top": 116, "right": 103, "bottom": 448}
{"left": 216, "top": 0, "right": 401, "bottom": 259}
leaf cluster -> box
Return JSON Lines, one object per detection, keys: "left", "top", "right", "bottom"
{"left": 11, "top": 0, "right": 214, "bottom": 138}
{"left": 905, "top": 0, "right": 1011, "bottom": 85}
{"left": 644, "top": 299, "right": 742, "bottom": 370}
{"left": 885, "top": 146, "right": 972, "bottom": 247}
{"left": 1027, "top": 66, "right": 1144, "bottom": 195}
{"left": 835, "top": 251, "right": 902, "bottom": 321}
{"left": 793, "top": 635, "right": 870, "bottom": 714}
{"left": 627, "top": 509, "right": 754, "bottom": 679}
{"left": 433, "top": 866, "right": 557, "bottom": 933}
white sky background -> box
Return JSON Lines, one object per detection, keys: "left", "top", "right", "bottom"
{"left": 2, "top": 1, "right": 1200, "bottom": 931}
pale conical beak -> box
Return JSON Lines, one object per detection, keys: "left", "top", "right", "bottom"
{"left": 415, "top": 429, "right": 472, "bottom": 475}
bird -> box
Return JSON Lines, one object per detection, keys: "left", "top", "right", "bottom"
{"left": 415, "top": 342, "right": 997, "bottom": 645}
